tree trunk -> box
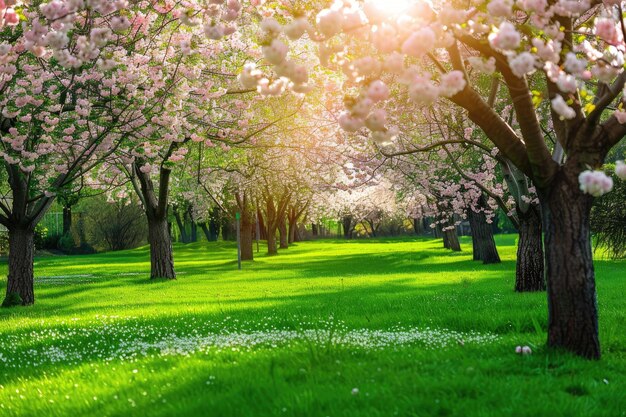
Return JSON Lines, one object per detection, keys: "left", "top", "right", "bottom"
{"left": 278, "top": 219, "right": 288, "bottom": 249}
{"left": 62, "top": 206, "right": 72, "bottom": 236}
{"left": 3, "top": 226, "right": 35, "bottom": 307}
{"left": 199, "top": 222, "right": 211, "bottom": 241}
{"left": 342, "top": 216, "right": 353, "bottom": 239}
{"left": 174, "top": 210, "right": 189, "bottom": 243}
{"left": 186, "top": 207, "right": 197, "bottom": 243}
{"left": 366, "top": 219, "right": 378, "bottom": 237}
{"left": 515, "top": 205, "right": 545, "bottom": 292}
{"left": 147, "top": 216, "right": 176, "bottom": 280}
{"left": 208, "top": 208, "right": 220, "bottom": 241}
{"left": 444, "top": 228, "right": 461, "bottom": 251}
{"left": 539, "top": 172, "right": 600, "bottom": 359}
{"left": 294, "top": 224, "right": 302, "bottom": 242}
{"left": 267, "top": 225, "right": 278, "bottom": 255}
{"left": 288, "top": 217, "right": 297, "bottom": 244}
{"left": 413, "top": 218, "right": 423, "bottom": 235}
{"left": 222, "top": 220, "right": 235, "bottom": 241}
{"left": 190, "top": 221, "right": 197, "bottom": 243}
{"left": 312, "top": 223, "right": 318, "bottom": 237}
{"left": 256, "top": 209, "right": 267, "bottom": 240}
{"left": 241, "top": 211, "right": 254, "bottom": 261}
{"left": 467, "top": 197, "right": 501, "bottom": 264}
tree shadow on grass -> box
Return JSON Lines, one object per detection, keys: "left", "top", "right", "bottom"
{"left": 2, "top": 254, "right": 625, "bottom": 387}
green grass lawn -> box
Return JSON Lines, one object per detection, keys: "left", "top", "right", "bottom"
{"left": 0, "top": 236, "right": 625, "bottom": 417}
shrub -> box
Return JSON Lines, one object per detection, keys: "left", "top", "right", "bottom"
{"left": 34, "top": 224, "right": 51, "bottom": 250}
{"left": 82, "top": 197, "right": 147, "bottom": 251}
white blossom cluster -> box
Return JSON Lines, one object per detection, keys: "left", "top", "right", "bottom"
{"left": 578, "top": 170, "right": 614, "bottom": 197}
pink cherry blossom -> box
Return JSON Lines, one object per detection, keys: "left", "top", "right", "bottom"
{"left": 551, "top": 95, "right": 576, "bottom": 120}
{"left": 439, "top": 71, "right": 466, "bottom": 97}
{"left": 579, "top": 170, "right": 613, "bottom": 197}
{"left": 401, "top": 28, "right": 435, "bottom": 58}
{"left": 488, "top": 22, "right": 521, "bottom": 51}
{"left": 316, "top": 9, "right": 343, "bottom": 37}
{"left": 509, "top": 52, "right": 536, "bottom": 78}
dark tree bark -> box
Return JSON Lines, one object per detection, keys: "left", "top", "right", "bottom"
{"left": 499, "top": 159, "right": 545, "bottom": 291}
{"left": 2, "top": 163, "right": 56, "bottom": 306}
{"left": 443, "top": 228, "right": 461, "bottom": 251}
{"left": 62, "top": 205, "right": 72, "bottom": 236}
{"left": 515, "top": 204, "right": 545, "bottom": 292}
{"left": 185, "top": 206, "right": 197, "bottom": 243}
{"left": 147, "top": 215, "right": 175, "bottom": 279}
{"left": 221, "top": 219, "right": 236, "bottom": 241}
{"left": 257, "top": 209, "right": 268, "bottom": 241}
{"left": 261, "top": 185, "right": 290, "bottom": 255}
{"left": 190, "top": 221, "right": 197, "bottom": 243}
{"left": 539, "top": 169, "right": 600, "bottom": 359}
{"left": 342, "top": 215, "right": 354, "bottom": 239}
{"left": 234, "top": 191, "right": 254, "bottom": 261}
{"left": 131, "top": 142, "right": 185, "bottom": 281}
{"left": 467, "top": 195, "right": 501, "bottom": 264}
{"left": 3, "top": 226, "right": 35, "bottom": 306}
{"left": 265, "top": 198, "right": 278, "bottom": 256}
{"left": 294, "top": 224, "right": 302, "bottom": 242}
{"left": 289, "top": 221, "right": 297, "bottom": 243}
{"left": 267, "top": 229, "right": 277, "bottom": 254}
{"left": 413, "top": 218, "right": 424, "bottom": 235}
{"left": 240, "top": 212, "right": 253, "bottom": 261}
{"left": 208, "top": 208, "right": 220, "bottom": 241}
{"left": 366, "top": 219, "right": 379, "bottom": 237}
{"left": 198, "top": 222, "right": 211, "bottom": 241}
{"left": 288, "top": 214, "right": 297, "bottom": 244}
{"left": 173, "top": 209, "right": 190, "bottom": 243}
{"left": 312, "top": 223, "right": 318, "bottom": 237}
{"left": 287, "top": 202, "right": 308, "bottom": 244}
{"left": 278, "top": 218, "right": 288, "bottom": 249}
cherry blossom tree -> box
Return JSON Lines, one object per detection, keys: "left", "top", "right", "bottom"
{"left": 246, "top": 0, "right": 626, "bottom": 358}
{"left": 94, "top": 0, "right": 292, "bottom": 279}
{"left": 0, "top": 0, "right": 132, "bottom": 306}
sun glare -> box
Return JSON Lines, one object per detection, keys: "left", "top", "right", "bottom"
{"left": 372, "top": 0, "right": 413, "bottom": 14}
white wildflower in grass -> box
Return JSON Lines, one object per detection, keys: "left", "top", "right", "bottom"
{"left": 0, "top": 316, "right": 499, "bottom": 369}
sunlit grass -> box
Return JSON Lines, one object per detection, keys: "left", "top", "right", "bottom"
{"left": 0, "top": 236, "right": 625, "bottom": 416}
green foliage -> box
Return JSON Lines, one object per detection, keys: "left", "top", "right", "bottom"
{"left": 591, "top": 168, "right": 626, "bottom": 259}
{"left": 497, "top": 208, "right": 517, "bottom": 234}
{"left": 58, "top": 233, "right": 77, "bottom": 253}
{"left": 81, "top": 196, "right": 148, "bottom": 251}
{"left": 0, "top": 238, "right": 624, "bottom": 416}
{"left": 33, "top": 224, "right": 49, "bottom": 250}
{"left": 0, "top": 232, "right": 8, "bottom": 254}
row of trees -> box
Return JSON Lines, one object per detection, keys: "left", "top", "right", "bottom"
{"left": 1, "top": 0, "right": 625, "bottom": 361}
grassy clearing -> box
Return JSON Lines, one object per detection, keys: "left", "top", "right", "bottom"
{"left": 0, "top": 236, "right": 625, "bottom": 417}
